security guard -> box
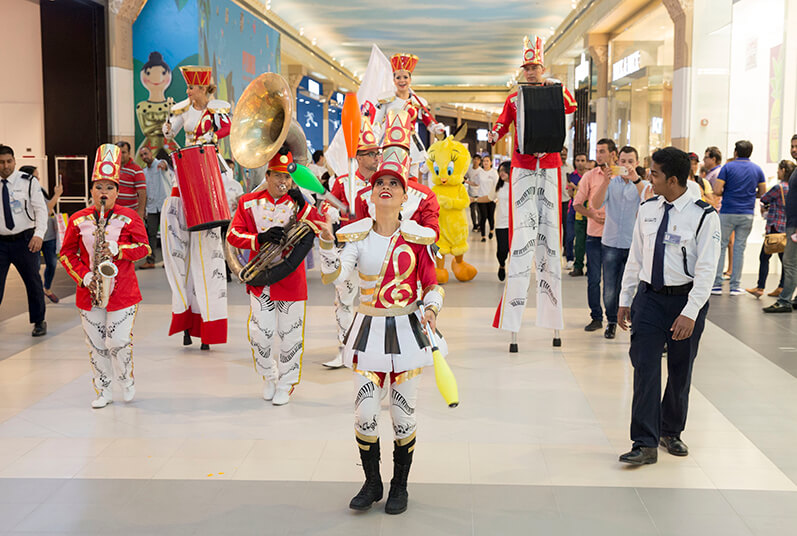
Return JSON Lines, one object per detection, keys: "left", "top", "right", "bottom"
{"left": 617, "top": 147, "right": 721, "bottom": 465}
{"left": 0, "top": 144, "right": 48, "bottom": 336}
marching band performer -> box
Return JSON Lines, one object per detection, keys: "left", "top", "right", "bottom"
{"left": 488, "top": 36, "right": 577, "bottom": 338}
{"left": 161, "top": 66, "right": 231, "bottom": 349}
{"left": 318, "top": 110, "right": 446, "bottom": 515}
{"left": 319, "top": 118, "right": 380, "bottom": 369}
{"left": 227, "top": 148, "right": 322, "bottom": 406}
{"left": 373, "top": 53, "right": 446, "bottom": 174}
{"left": 59, "top": 145, "right": 150, "bottom": 408}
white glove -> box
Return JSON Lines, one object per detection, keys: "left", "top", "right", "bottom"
{"left": 107, "top": 241, "right": 119, "bottom": 256}
{"left": 82, "top": 272, "right": 94, "bottom": 288}
{"left": 544, "top": 77, "right": 562, "bottom": 86}
{"left": 432, "top": 123, "right": 446, "bottom": 135}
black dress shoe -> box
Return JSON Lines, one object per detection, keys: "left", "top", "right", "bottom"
{"left": 763, "top": 302, "right": 792, "bottom": 313}
{"left": 183, "top": 330, "right": 192, "bottom": 346}
{"left": 604, "top": 323, "right": 616, "bottom": 339}
{"left": 584, "top": 319, "right": 602, "bottom": 332}
{"left": 659, "top": 436, "right": 688, "bottom": 456}
{"left": 200, "top": 343, "right": 210, "bottom": 351}
{"left": 569, "top": 268, "right": 584, "bottom": 277}
{"left": 619, "top": 446, "right": 657, "bottom": 465}
{"left": 497, "top": 266, "right": 506, "bottom": 281}
{"left": 31, "top": 321, "right": 47, "bottom": 337}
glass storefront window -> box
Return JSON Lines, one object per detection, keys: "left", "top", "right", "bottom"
{"left": 608, "top": 4, "right": 673, "bottom": 158}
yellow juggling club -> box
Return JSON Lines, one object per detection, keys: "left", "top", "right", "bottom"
{"left": 416, "top": 290, "right": 459, "bottom": 408}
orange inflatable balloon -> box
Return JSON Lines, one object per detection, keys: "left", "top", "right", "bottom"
{"left": 341, "top": 94, "right": 361, "bottom": 159}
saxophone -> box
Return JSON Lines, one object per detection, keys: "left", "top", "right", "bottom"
{"left": 91, "top": 200, "right": 119, "bottom": 308}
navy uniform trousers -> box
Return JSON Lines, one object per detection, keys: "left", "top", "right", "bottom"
{"left": 629, "top": 282, "right": 708, "bottom": 449}
{"left": 0, "top": 229, "right": 46, "bottom": 324}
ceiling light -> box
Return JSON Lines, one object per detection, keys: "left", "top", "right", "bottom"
{"left": 299, "top": 27, "right": 305, "bottom": 36}
{"left": 311, "top": 38, "right": 317, "bottom": 46}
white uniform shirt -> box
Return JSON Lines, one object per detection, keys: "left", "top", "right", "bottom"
{"left": 619, "top": 190, "right": 721, "bottom": 320}
{"left": 142, "top": 159, "right": 170, "bottom": 214}
{"left": 0, "top": 170, "right": 48, "bottom": 238}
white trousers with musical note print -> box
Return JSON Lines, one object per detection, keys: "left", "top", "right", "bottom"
{"left": 161, "top": 196, "right": 228, "bottom": 330}
{"left": 334, "top": 274, "right": 357, "bottom": 345}
{"left": 248, "top": 287, "right": 306, "bottom": 388}
{"left": 353, "top": 370, "right": 420, "bottom": 441}
{"left": 80, "top": 305, "right": 137, "bottom": 393}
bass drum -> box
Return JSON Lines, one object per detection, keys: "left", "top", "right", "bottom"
{"left": 171, "top": 144, "right": 232, "bottom": 231}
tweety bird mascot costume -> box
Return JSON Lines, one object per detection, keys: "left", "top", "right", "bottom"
{"left": 426, "top": 134, "right": 477, "bottom": 283}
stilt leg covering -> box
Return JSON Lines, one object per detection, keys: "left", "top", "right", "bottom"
{"left": 385, "top": 433, "right": 415, "bottom": 515}
{"left": 349, "top": 433, "right": 383, "bottom": 511}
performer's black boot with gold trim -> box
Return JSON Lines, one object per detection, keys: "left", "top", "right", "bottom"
{"left": 385, "top": 433, "right": 415, "bottom": 515}
{"left": 349, "top": 434, "right": 383, "bottom": 511}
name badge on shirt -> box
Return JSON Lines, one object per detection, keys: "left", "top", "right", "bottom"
{"left": 10, "top": 199, "right": 23, "bottom": 214}
{"left": 663, "top": 232, "right": 681, "bottom": 245}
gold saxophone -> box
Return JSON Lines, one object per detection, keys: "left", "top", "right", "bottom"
{"left": 91, "top": 200, "right": 119, "bottom": 308}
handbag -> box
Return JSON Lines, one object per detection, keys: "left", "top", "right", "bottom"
{"left": 763, "top": 186, "right": 787, "bottom": 255}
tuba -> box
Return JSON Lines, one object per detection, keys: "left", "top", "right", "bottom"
{"left": 224, "top": 73, "right": 313, "bottom": 284}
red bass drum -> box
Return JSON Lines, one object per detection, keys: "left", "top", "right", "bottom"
{"left": 171, "top": 144, "right": 231, "bottom": 231}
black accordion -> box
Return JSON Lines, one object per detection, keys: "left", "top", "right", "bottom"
{"left": 516, "top": 84, "right": 565, "bottom": 155}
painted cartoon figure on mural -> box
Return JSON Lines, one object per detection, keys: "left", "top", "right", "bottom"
{"left": 135, "top": 52, "right": 179, "bottom": 167}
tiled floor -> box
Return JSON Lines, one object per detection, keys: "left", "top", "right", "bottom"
{"left": 1, "top": 233, "right": 796, "bottom": 534}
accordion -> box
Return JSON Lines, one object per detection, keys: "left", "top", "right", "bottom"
{"left": 516, "top": 84, "right": 565, "bottom": 155}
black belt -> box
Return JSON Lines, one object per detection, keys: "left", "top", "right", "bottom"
{"left": 643, "top": 281, "right": 693, "bottom": 296}
{"left": 0, "top": 229, "right": 32, "bottom": 242}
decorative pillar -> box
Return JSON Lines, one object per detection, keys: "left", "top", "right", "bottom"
{"left": 108, "top": 0, "right": 145, "bottom": 145}
{"left": 587, "top": 34, "right": 609, "bottom": 141}
{"left": 663, "top": 0, "right": 694, "bottom": 150}
{"left": 286, "top": 64, "right": 306, "bottom": 121}
{"left": 322, "top": 82, "right": 336, "bottom": 149}
{"left": 587, "top": 33, "right": 609, "bottom": 140}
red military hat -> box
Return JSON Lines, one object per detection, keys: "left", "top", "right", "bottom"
{"left": 268, "top": 150, "right": 295, "bottom": 174}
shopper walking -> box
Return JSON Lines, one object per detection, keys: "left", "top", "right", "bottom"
{"left": 138, "top": 147, "right": 169, "bottom": 268}
{"left": 591, "top": 146, "right": 645, "bottom": 339}
{"left": 763, "top": 135, "right": 797, "bottom": 313}
{"left": 567, "top": 152, "right": 588, "bottom": 276}
{"left": 464, "top": 154, "right": 481, "bottom": 231}
{"left": 711, "top": 140, "right": 766, "bottom": 296}
{"left": 476, "top": 156, "right": 497, "bottom": 242}
{"left": 0, "top": 145, "right": 48, "bottom": 336}
{"left": 476, "top": 161, "right": 511, "bottom": 280}
{"left": 115, "top": 142, "right": 147, "bottom": 222}
{"left": 574, "top": 138, "right": 615, "bottom": 331}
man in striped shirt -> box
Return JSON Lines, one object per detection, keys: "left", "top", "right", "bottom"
{"left": 115, "top": 141, "right": 147, "bottom": 221}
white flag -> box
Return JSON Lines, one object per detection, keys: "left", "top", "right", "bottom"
{"left": 326, "top": 44, "right": 393, "bottom": 177}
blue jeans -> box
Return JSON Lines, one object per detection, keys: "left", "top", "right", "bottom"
{"left": 586, "top": 235, "right": 603, "bottom": 320}
{"left": 713, "top": 213, "right": 754, "bottom": 290}
{"left": 40, "top": 239, "right": 58, "bottom": 290}
{"left": 602, "top": 244, "right": 629, "bottom": 324}
{"left": 777, "top": 227, "right": 797, "bottom": 306}
{"left": 564, "top": 208, "right": 575, "bottom": 261}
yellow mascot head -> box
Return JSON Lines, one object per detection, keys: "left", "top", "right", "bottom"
{"left": 427, "top": 136, "right": 471, "bottom": 187}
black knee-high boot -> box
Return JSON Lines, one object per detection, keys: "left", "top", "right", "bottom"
{"left": 349, "top": 435, "right": 383, "bottom": 510}
{"left": 385, "top": 434, "right": 415, "bottom": 515}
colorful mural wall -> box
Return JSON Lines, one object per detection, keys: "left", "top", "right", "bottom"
{"left": 133, "top": 0, "right": 280, "bottom": 166}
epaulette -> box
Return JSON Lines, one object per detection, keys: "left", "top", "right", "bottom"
{"left": 207, "top": 99, "right": 231, "bottom": 114}
{"left": 641, "top": 195, "right": 660, "bottom": 204}
{"left": 171, "top": 98, "right": 190, "bottom": 116}
{"left": 377, "top": 91, "right": 395, "bottom": 105}
{"left": 695, "top": 198, "right": 716, "bottom": 236}
{"left": 400, "top": 220, "right": 436, "bottom": 245}
{"left": 336, "top": 218, "right": 372, "bottom": 243}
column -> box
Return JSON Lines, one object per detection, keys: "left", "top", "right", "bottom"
{"left": 663, "top": 0, "right": 694, "bottom": 151}
{"left": 322, "top": 82, "right": 336, "bottom": 149}
{"left": 108, "top": 0, "right": 146, "bottom": 145}
{"left": 286, "top": 64, "right": 306, "bottom": 120}
{"left": 587, "top": 33, "right": 609, "bottom": 140}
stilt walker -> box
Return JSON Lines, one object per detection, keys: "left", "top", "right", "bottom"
{"left": 488, "top": 36, "right": 577, "bottom": 350}
{"left": 318, "top": 110, "right": 446, "bottom": 515}
{"left": 161, "top": 66, "right": 232, "bottom": 349}
{"left": 60, "top": 144, "right": 151, "bottom": 408}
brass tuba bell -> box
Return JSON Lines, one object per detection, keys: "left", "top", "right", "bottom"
{"left": 225, "top": 72, "right": 311, "bottom": 282}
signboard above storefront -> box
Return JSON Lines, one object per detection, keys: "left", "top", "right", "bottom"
{"left": 612, "top": 51, "right": 641, "bottom": 81}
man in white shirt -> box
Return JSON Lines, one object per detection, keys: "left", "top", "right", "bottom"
{"left": 560, "top": 147, "right": 574, "bottom": 267}
{"left": 476, "top": 156, "right": 498, "bottom": 241}
{"left": 138, "top": 147, "right": 170, "bottom": 268}
{"left": 616, "top": 147, "right": 720, "bottom": 466}
{"left": 0, "top": 145, "right": 48, "bottom": 336}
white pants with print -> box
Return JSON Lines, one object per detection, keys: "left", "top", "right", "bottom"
{"left": 248, "top": 288, "right": 306, "bottom": 388}
{"left": 161, "top": 196, "right": 228, "bottom": 329}
{"left": 496, "top": 166, "right": 564, "bottom": 332}
{"left": 354, "top": 371, "right": 420, "bottom": 441}
{"left": 334, "top": 276, "right": 357, "bottom": 345}
{"left": 80, "top": 305, "right": 137, "bottom": 392}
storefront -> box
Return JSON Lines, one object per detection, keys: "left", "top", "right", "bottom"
{"left": 296, "top": 76, "right": 323, "bottom": 154}
{"left": 607, "top": 3, "right": 673, "bottom": 160}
